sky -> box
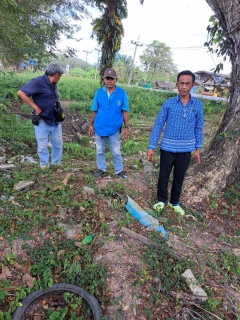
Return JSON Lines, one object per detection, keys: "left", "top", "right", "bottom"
{"left": 60, "top": 0, "right": 232, "bottom": 75}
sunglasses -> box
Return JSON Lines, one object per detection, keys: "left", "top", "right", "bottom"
{"left": 105, "top": 77, "right": 115, "bottom": 80}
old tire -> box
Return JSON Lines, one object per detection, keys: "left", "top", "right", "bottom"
{"left": 12, "top": 283, "right": 103, "bottom": 320}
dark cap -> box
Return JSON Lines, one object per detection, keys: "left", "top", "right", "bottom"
{"left": 103, "top": 68, "right": 117, "bottom": 78}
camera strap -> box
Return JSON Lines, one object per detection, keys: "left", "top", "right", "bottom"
{"left": 47, "top": 84, "right": 58, "bottom": 104}
{"left": 43, "top": 74, "right": 58, "bottom": 103}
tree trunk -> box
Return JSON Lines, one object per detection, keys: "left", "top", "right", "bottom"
{"left": 188, "top": 0, "right": 240, "bottom": 202}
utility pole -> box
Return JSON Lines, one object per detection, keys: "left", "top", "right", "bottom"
{"left": 94, "top": 48, "right": 101, "bottom": 80}
{"left": 128, "top": 36, "right": 143, "bottom": 85}
{"left": 83, "top": 50, "right": 92, "bottom": 64}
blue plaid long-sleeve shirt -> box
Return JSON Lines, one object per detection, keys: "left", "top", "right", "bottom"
{"left": 148, "top": 95, "right": 204, "bottom": 153}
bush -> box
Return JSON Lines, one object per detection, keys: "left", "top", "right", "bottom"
{"left": 0, "top": 72, "right": 226, "bottom": 118}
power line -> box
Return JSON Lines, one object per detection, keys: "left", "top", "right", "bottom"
{"left": 94, "top": 48, "right": 101, "bottom": 80}
{"left": 83, "top": 50, "right": 92, "bottom": 64}
{"left": 128, "top": 36, "right": 143, "bottom": 85}
{"left": 119, "top": 46, "right": 135, "bottom": 53}
{"left": 138, "top": 43, "right": 218, "bottom": 50}
{"left": 121, "top": 41, "right": 132, "bottom": 49}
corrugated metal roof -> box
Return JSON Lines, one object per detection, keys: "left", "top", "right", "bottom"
{"left": 195, "top": 70, "right": 230, "bottom": 79}
{"left": 155, "top": 81, "right": 175, "bottom": 89}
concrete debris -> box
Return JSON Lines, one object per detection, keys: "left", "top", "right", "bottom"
{"left": 0, "top": 164, "right": 15, "bottom": 171}
{"left": 20, "top": 156, "right": 38, "bottom": 164}
{"left": 182, "top": 269, "right": 208, "bottom": 301}
{"left": 233, "top": 248, "right": 240, "bottom": 256}
{"left": 0, "top": 147, "right": 6, "bottom": 155}
{"left": 57, "top": 222, "right": 83, "bottom": 239}
{"left": 74, "top": 132, "right": 82, "bottom": 142}
{"left": 58, "top": 207, "right": 68, "bottom": 219}
{"left": 141, "top": 159, "right": 153, "bottom": 174}
{"left": 14, "top": 181, "right": 35, "bottom": 191}
{"left": 81, "top": 122, "right": 89, "bottom": 133}
{"left": 107, "top": 220, "right": 118, "bottom": 230}
{"left": 83, "top": 186, "right": 95, "bottom": 195}
{"left": 0, "top": 157, "right": 6, "bottom": 163}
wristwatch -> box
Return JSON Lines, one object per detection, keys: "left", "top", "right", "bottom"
{"left": 125, "top": 126, "right": 129, "bottom": 129}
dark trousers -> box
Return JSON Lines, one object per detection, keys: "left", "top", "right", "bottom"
{"left": 157, "top": 150, "right": 191, "bottom": 204}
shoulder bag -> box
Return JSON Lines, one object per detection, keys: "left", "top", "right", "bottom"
{"left": 48, "top": 84, "right": 65, "bottom": 122}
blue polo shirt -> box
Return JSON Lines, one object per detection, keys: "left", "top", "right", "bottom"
{"left": 91, "top": 85, "right": 129, "bottom": 136}
{"left": 148, "top": 95, "right": 204, "bottom": 152}
{"left": 20, "top": 74, "right": 59, "bottom": 126}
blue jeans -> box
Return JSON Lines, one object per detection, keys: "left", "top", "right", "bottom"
{"left": 95, "top": 131, "right": 123, "bottom": 174}
{"left": 34, "top": 120, "right": 63, "bottom": 166}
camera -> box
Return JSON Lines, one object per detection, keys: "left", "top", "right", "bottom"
{"left": 32, "top": 114, "right": 42, "bottom": 126}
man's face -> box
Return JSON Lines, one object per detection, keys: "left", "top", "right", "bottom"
{"left": 52, "top": 73, "right": 62, "bottom": 84}
{"left": 103, "top": 76, "right": 117, "bottom": 90}
{"left": 176, "top": 75, "right": 194, "bottom": 97}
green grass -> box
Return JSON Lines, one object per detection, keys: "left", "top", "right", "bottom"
{"left": 0, "top": 73, "right": 238, "bottom": 319}
{"left": 0, "top": 71, "right": 227, "bottom": 118}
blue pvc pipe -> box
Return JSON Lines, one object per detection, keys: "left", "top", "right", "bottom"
{"left": 125, "top": 196, "right": 168, "bottom": 237}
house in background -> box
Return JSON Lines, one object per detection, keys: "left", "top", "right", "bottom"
{"left": 192, "top": 70, "right": 230, "bottom": 97}
{"left": 191, "top": 79, "right": 204, "bottom": 94}
{"left": 194, "top": 70, "right": 230, "bottom": 85}
{"left": 155, "top": 81, "right": 176, "bottom": 91}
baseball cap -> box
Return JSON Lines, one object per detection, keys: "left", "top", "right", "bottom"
{"left": 103, "top": 68, "right": 117, "bottom": 78}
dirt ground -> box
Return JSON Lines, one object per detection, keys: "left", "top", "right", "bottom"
{"left": 92, "top": 173, "right": 240, "bottom": 319}
{"left": 0, "top": 103, "right": 239, "bottom": 319}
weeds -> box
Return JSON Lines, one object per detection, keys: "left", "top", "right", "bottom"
{"left": 0, "top": 73, "right": 237, "bottom": 319}
{"left": 223, "top": 183, "right": 240, "bottom": 204}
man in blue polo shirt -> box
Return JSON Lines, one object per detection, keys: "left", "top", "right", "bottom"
{"left": 88, "top": 68, "right": 129, "bottom": 179}
{"left": 147, "top": 70, "right": 204, "bottom": 216}
{"left": 18, "top": 63, "right": 64, "bottom": 168}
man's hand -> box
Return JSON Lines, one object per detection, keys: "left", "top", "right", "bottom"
{"left": 88, "top": 125, "right": 94, "bottom": 137}
{"left": 192, "top": 149, "right": 201, "bottom": 163}
{"left": 35, "top": 106, "right": 42, "bottom": 115}
{"left": 123, "top": 127, "right": 129, "bottom": 140}
{"left": 147, "top": 149, "right": 154, "bottom": 161}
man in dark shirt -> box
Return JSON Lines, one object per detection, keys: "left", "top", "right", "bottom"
{"left": 18, "top": 62, "right": 64, "bottom": 168}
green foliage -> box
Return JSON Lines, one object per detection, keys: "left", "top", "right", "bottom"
{"left": 54, "top": 54, "right": 90, "bottom": 71}
{"left": 121, "top": 139, "right": 144, "bottom": 156}
{"left": 138, "top": 246, "right": 195, "bottom": 294}
{"left": 201, "top": 99, "right": 226, "bottom": 115}
{"left": 68, "top": 101, "right": 92, "bottom": 114}
{"left": 43, "top": 292, "right": 93, "bottom": 319}
{"left": 123, "top": 86, "right": 176, "bottom": 116}
{"left": 205, "top": 296, "right": 220, "bottom": 312}
{"left": 68, "top": 68, "right": 89, "bottom": 78}
{"left": 114, "top": 59, "right": 131, "bottom": 83}
{"left": 0, "top": 72, "right": 226, "bottom": 123}
{"left": 0, "top": 100, "right": 36, "bottom": 156}
{"left": 218, "top": 250, "right": 240, "bottom": 277}
{"left": 58, "top": 77, "right": 99, "bottom": 101}
{"left": 25, "top": 239, "right": 107, "bottom": 294}
{"left": 139, "top": 40, "right": 178, "bottom": 84}
{"left": 0, "top": 72, "right": 32, "bottom": 99}
{"left": 60, "top": 78, "right": 177, "bottom": 116}
{"left": 91, "top": 0, "right": 128, "bottom": 81}
{"left": 223, "top": 183, "right": 240, "bottom": 205}
{"left": 64, "top": 143, "right": 95, "bottom": 160}
{"left": 204, "top": 15, "right": 229, "bottom": 73}
{"left": 0, "top": 70, "right": 236, "bottom": 319}
{"left": 0, "top": 0, "right": 92, "bottom": 67}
